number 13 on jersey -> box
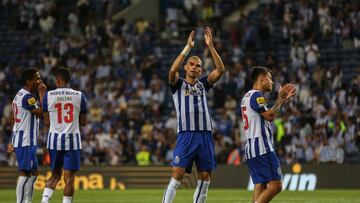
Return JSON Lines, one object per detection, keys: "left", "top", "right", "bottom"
{"left": 55, "top": 103, "right": 74, "bottom": 123}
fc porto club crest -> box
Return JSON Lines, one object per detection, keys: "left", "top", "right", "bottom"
{"left": 191, "top": 82, "right": 204, "bottom": 96}
{"left": 184, "top": 82, "right": 204, "bottom": 96}
{"left": 195, "top": 83, "right": 204, "bottom": 91}
{"left": 174, "top": 155, "right": 180, "bottom": 164}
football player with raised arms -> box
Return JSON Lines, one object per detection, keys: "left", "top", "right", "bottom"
{"left": 162, "top": 27, "right": 225, "bottom": 203}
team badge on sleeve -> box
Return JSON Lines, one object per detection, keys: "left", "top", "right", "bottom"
{"left": 256, "top": 96, "right": 266, "bottom": 108}
{"left": 28, "top": 97, "right": 37, "bottom": 105}
{"left": 256, "top": 97, "right": 266, "bottom": 104}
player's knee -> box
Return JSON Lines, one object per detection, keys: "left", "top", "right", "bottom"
{"left": 172, "top": 168, "right": 185, "bottom": 181}
{"left": 51, "top": 173, "right": 62, "bottom": 182}
{"left": 32, "top": 169, "right": 39, "bottom": 176}
{"left": 20, "top": 170, "right": 31, "bottom": 177}
{"left": 64, "top": 175, "right": 75, "bottom": 184}
{"left": 172, "top": 173, "right": 184, "bottom": 181}
{"left": 198, "top": 171, "right": 211, "bottom": 181}
{"left": 51, "top": 168, "right": 62, "bottom": 179}
{"left": 199, "top": 174, "right": 211, "bottom": 181}
{"left": 271, "top": 183, "right": 282, "bottom": 194}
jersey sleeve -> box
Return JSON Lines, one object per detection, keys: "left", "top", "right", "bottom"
{"left": 22, "top": 94, "right": 38, "bottom": 111}
{"left": 199, "top": 75, "right": 213, "bottom": 91}
{"left": 169, "top": 78, "right": 183, "bottom": 94}
{"left": 250, "top": 92, "right": 268, "bottom": 113}
{"left": 80, "top": 93, "right": 87, "bottom": 114}
{"left": 42, "top": 92, "right": 48, "bottom": 112}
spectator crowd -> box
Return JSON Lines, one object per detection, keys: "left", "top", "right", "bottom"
{"left": 0, "top": 0, "right": 359, "bottom": 167}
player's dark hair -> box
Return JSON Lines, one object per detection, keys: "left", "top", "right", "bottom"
{"left": 250, "top": 66, "right": 271, "bottom": 84}
{"left": 55, "top": 67, "right": 71, "bottom": 84}
{"left": 21, "top": 68, "right": 38, "bottom": 85}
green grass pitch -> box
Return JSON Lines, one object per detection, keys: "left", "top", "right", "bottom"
{"left": 0, "top": 189, "right": 359, "bottom": 203}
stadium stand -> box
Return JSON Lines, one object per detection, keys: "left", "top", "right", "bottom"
{"left": 0, "top": 0, "right": 359, "bottom": 167}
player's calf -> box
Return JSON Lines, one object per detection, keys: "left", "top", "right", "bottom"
{"left": 41, "top": 169, "right": 62, "bottom": 203}
{"left": 16, "top": 176, "right": 29, "bottom": 203}
{"left": 41, "top": 188, "right": 54, "bottom": 203}
{"left": 193, "top": 179, "right": 210, "bottom": 203}
{"left": 24, "top": 175, "right": 37, "bottom": 203}
{"left": 63, "top": 173, "right": 76, "bottom": 196}
{"left": 193, "top": 171, "right": 211, "bottom": 203}
{"left": 162, "top": 177, "right": 181, "bottom": 203}
{"left": 256, "top": 181, "right": 282, "bottom": 203}
{"left": 162, "top": 167, "right": 185, "bottom": 203}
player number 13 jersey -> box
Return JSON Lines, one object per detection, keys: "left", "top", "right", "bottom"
{"left": 43, "top": 88, "right": 87, "bottom": 150}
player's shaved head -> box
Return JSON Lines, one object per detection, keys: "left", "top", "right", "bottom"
{"left": 184, "top": 55, "right": 203, "bottom": 79}
{"left": 187, "top": 56, "right": 202, "bottom": 65}
{"left": 250, "top": 66, "right": 271, "bottom": 84}
{"left": 55, "top": 67, "right": 71, "bottom": 84}
{"left": 21, "top": 68, "right": 38, "bottom": 85}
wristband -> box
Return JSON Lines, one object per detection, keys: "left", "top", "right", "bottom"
{"left": 181, "top": 45, "right": 191, "bottom": 56}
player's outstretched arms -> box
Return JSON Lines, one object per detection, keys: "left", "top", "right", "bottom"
{"left": 205, "top": 27, "right": 225, "bottom": 85}
{"left": 169, "top": 30, "right": 195, "bottom": 85}
{"left": 261, "top": 83, "right": 296, "bottom": 122}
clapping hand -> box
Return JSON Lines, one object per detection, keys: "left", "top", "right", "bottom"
{"left": 187, "top": 30, "right": 195, "bottom": 48}
{"left": 278, "top": 83, "right": 296, "bottom": 103}
{"left": 204, "top": 27, "right": 213, "bottom": 48}
{"left": 38, "top": 81, "right": 47, "bottom": 96}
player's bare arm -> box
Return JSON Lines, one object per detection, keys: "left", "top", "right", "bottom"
{"left": 7, "top": 111, "right": 15, "bottom": 153}
{"left": 169, "top": 30, "right": 195, "bottom": 85}
{"left": 44, "top": 112, "right": 50, "bottom": 127}
{"left": 205, "top": 27, "right": 225, "bottom": 85}
{"left": 80, "top": 114, "right": 87, "bottom": 127}
{"left": 261, "top": 83, "right": 296, "bottom": 121}
{"left": 30, "top": 81, "right": 47, "bottom": 119}
{"left": 30, "top": 107, "right": 43, "bottom": 118}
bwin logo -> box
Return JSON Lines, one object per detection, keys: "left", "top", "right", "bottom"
{"left": 281, "top": 173, "right": 317, "bottom": 191}
{"left": 247, "top": 164, "right": 317, "bottom": 191}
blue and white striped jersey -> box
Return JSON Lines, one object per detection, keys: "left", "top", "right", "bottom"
{"left": 43, "top": 88, "right": 87, "bottom": 150}
{"left": 241, "top": 90, "right": 275, "bottom": 159}
{"left": 170, "top": 76, "right": 213, "bottom": 133}
{"left": 11, "top": 88, "right": 40, "bottom": 148}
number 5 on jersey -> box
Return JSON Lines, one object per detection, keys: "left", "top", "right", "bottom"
{"left": 12, "top": 103, "right": 21, "bottom": 123}
{"left": 55, "top": 103, "right": 74, "bottom": 123}
{"left": 241, "top": 106, "right": 249, "bottom": 130}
